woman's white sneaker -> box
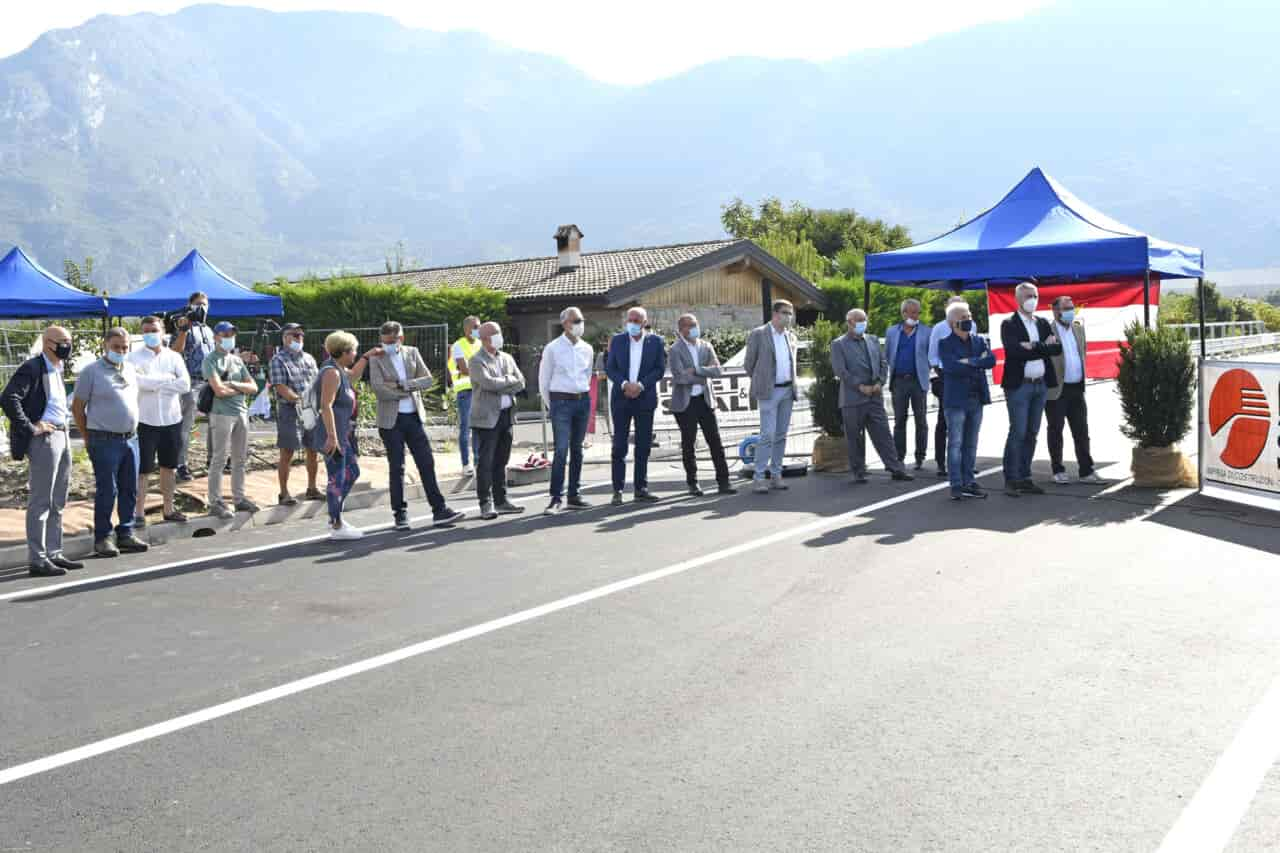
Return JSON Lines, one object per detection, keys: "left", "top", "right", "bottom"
{"left": 330, "top": 519, "right": 364, "bottom": 540}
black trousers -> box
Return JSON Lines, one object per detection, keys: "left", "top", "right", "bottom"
{"left": 379, "top": 411, "right": 446, "bottom": 515}
{"left": 1045, "top": 382, "right": 1094, "bottom": 476}
{"left": 474, "top": 408, "right": 514, "bottom": 505}
{"left": 673, "top": 394, "right": 731, "bottom": 486}
{"left": 891, "top": 374, "right": 928, "bottom": 463}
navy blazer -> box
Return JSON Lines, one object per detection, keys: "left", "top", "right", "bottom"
{"left": 939, "top": 332, "right": 996, "bottom": 408}
{"left": 1, "top": 355, "right": 50, "bottom": 461}
{"left": 606, "top": 332, "right": 666, "bottom": 410}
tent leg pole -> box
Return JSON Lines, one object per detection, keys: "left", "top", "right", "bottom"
{"left": 1197, "top": 274, "right": 1207, "bottom": 361}
{"left": 1142, "top": 270, "right": 1151, "bottom": 328}
{"left": 863, "top": 278, "right": 871, "bottom": 312}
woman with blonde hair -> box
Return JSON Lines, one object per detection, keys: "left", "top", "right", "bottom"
{"left": 309, "top": 331, "right": 382, "bottom": 539}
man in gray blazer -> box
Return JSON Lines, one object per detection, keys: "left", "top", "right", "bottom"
{"left": 743, "top": 300, "right": 799, "bottom": 494}
{"left": 369, "top": 321, "right": 464, "bottom": 530}
{"left": 668, "top": 313, "right": 736, "bottom": 497}
{"left": 467, "top": 322, "right": 527, "bottom": 519}
{"left": 831, "top": 309, "right": 914, "bottom": 484}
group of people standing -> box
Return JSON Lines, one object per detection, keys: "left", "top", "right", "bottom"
{"left": 4, "top": 282, "right": 1103, "bottom": 576}
{"left": 833, "top": 282, "right": 1101, "bottom": 500}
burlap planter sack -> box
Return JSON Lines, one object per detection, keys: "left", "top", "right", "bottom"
{"left": 1131, "top": 445, "right": 1198, "bottom": 488}
{"left": 811, "top": 434, "right": 849, "bottom": 473}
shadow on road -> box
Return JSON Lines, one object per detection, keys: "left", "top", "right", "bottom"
{"left": 1145, "top": 492, "right": 1280, "bottom": 557}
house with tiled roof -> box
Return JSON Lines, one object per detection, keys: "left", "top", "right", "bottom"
{"left": 360, "top": 225, "right": 826, "bottom": 359}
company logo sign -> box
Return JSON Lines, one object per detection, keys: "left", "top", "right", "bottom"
{"left": 1208, "top": 368, "right": 1271, "bottom": 469}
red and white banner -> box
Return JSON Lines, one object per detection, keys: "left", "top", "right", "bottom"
{"left": 988, "top": 278, "right": 1159, "bottom": 383}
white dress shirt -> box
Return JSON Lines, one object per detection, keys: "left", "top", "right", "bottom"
{"left": 128, "top": 346, "right": 190, "bottom": 427}
{"left": 538, "top": 333, "right": 594, "bottom": 401}
{"left": 771, "top": 328, "right": 792, "bottom": 384}
{"left": 388, "top": 350, "right": 416, "bottom": 413}
{"left": 40, "top": 354, "right": 69, "bottom": 427}
{"left": 1057, "top": 321, "right": 1084, "bottom": 383}
{"left": 683, "top": 338, "right": 704, "bottom": 396}
{"left": 628, "top": 335, "right": 644, "bottom": 386}
{"left": 1019, "top": 313, "right": 1045, "bottom": 380}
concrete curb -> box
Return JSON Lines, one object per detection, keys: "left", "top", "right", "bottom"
{"left": 0, "top": 481, "right": 429, "bottom": 572}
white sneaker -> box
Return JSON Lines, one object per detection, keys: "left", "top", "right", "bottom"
{"left": 329, "top": 519, "right": 364, "bottom": 540}
{"left": 462, "top": 465, "right": 475, "bottom": 477}
{"left": 753, "top": 480, "right": 769, "bottom": 494}
{"left": 1078, "top": 472, "right": 1105, "bottom": 484}
{"left": 1052, "top": 472, "right": 1070, "bottom": 485}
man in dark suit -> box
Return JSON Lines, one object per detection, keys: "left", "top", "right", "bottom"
{"left": 999, "top": 281, "right": 1062, "bottom": 497}
{"left": 605, "top": 306, "right": 666, "bottom": 506}
{"left": 1, "top": 325, "right": 84, "bottom": 576}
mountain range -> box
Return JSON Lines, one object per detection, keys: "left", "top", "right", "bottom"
{"left": 1, "top": 1, "right": 1277, "bottom": 295}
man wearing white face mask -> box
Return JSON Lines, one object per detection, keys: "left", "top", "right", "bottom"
{"left": 998, "top": 281, "right": 1062, "bottom": 497}
{"left": 884, "top": 298, "right": 932, "bottom": 470}
{"left": 203, "top": 321, "right": 261, "bottom": 519}
{"left": 129, "top": 315, "right": 190, "bottom": 526}
{"left": 1045, "top": 295, "right": 1102, "bottom": 484}
{"left": 831, "top": 309, "right": 913, "bottom": 484}
{"left": 539, "top": 306, "right": 594, "bottom": 515}
{"left": 369, "top": 320, "right": 465, "bottom": 530}
{"left": 269, "top": 323, "right": 321, "bottom": 506}
{"left": 668, "top": 312, "right": 735, "bottom": 496}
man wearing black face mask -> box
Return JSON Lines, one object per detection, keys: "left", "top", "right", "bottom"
{"left": 170, "top": 290, "right": 213, "bottom": 481}
{"left": 1, "top": 325, "right": 85, "bottom": 576}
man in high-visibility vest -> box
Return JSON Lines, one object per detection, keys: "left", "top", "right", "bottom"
{"left": 448, "top": 315, "right": 482, "bottom": 476}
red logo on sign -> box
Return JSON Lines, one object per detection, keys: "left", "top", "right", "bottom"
{"left": 1208, "top": 368, "right": 1271, "bottom": 469}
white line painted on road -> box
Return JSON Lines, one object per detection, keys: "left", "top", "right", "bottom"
{"left": 0, "top": 479, "right": 612, "bottom": 603}
{"left": 1155, "top": 675, "right": 1280, "bottom": 853}
{"left": 0, "top": 468, "right": 994, "bottom": 786}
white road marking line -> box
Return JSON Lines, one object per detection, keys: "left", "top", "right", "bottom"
{"left": 1156, "top": 674, "right": 1280, "bottom": 853}
{"left": 0, "top": 479, "right": 611, "bottom": 603}
{"left": 0, "top": 468, "right": 987, "bottom": 787}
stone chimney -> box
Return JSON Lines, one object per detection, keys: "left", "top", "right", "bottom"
{"left": 555, "top": 225, "right": 584, "bottom": 272}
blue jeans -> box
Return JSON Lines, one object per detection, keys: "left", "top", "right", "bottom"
{"left": 1003, "top": 380, "right": 1047, "bottom": 482}
{"left": 87, "top": 435, "right": 137, "bottom": 542}
{"left": 456, "top": 390, "right": 473, "bottom": 466}
{"left": 323, "top": 445, "right": 360, "bottom": 524}
{"left": 945, "top": 398, "right": 983, "bottom": 491}
{"left": 755, "top": 386, "right": 795, "bottom": 480}
{"left": 550, "top": 396, "right": 589, "bottom": 499}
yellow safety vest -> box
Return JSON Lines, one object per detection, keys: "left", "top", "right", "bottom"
{"left": 447, "top": 335, "right": 480, "bottom": 393}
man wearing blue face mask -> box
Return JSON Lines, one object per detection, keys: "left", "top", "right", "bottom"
{"left": 73, "top": 328, "right": 148, "bottom": 557}
{"left": 831, "top": 309, "right": 913, "bottom": 485}
{"left": 129, "top": 315, "right": 190, "bottom": 526}
{"left": 269, "top": 323, "right": 322, "bottom": 506}
{"left": 605, "top": 306, "right": 666, "bottom": 505}
{"left": 203, "top": 321, "right": 261, "bottom": 519}
{"left": 1045, "top": 295, "right": 1102, "bottom": 484}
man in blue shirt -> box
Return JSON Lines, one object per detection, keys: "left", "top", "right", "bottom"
{"left": 884, "top": 298, "right": 932, "bottom": 471}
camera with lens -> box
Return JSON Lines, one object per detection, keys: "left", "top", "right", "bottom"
{"left": 163, "top": 303, "right": 207, "bottom": 334}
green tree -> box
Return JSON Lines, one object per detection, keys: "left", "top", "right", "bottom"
{"left": 63, "top": 257, "right": 98, "bottom": 295}
{"left": 1117, "top": 322, "right": 1195, "bottom": 448}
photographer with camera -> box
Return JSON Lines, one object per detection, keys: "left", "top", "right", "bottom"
{"left": 170, "top": 290, "right": 213, "bottom": 481}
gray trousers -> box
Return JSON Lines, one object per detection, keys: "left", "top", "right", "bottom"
{"left": 208, "top": 411, "right": 249, "bottom": 506}
{"left": 27, "top": 428, "right": 71, "bottom": 563}
{"left": 843, "top": 402, "right": 904, "bottom": 476}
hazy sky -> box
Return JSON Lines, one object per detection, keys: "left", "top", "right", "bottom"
{"left": 1, "top": 0, "right": 1052, "bottom": 85}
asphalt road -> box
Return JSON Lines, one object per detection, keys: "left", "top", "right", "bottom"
{"left": 4, "top": 383, "right": 1280, "bottom": 851}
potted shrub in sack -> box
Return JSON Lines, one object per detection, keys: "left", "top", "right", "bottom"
{"left": 807, "top": 319, "right": 848, "bottom": 472}
{"left": 1117, "top": 322, "right": 1198, "bottom": 487}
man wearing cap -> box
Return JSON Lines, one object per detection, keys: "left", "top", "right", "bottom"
{"left": 203, "top": 321, "right": 261, "bottom": 519}
{"left": 269, "top": 323, "right": 322, "bottom": 506}
{"left": 72, "top": 327, "right": 149, "bottom": 557}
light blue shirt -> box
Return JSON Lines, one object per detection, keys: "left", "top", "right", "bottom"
{"left": 928, "top": 321, "right": 952, "bottom": 368}
{"left": 39, "top": 354, "right": 68, "bottom": 427}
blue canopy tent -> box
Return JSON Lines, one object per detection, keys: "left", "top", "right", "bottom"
{"left": 864, "top": 168, "right": 1206, "bottom": 346}
{"left": 109, "top": 249, "right": 282, "bottom": 318}
{"left": 0, "top": 246, "right": 108, "bottom": 318}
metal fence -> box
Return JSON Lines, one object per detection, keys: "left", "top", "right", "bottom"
{"left": 0, "top": 326, "right": 40, "bottom": 390}
{"left": 269, "top": 324, "right": 451, "bottom": 379}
